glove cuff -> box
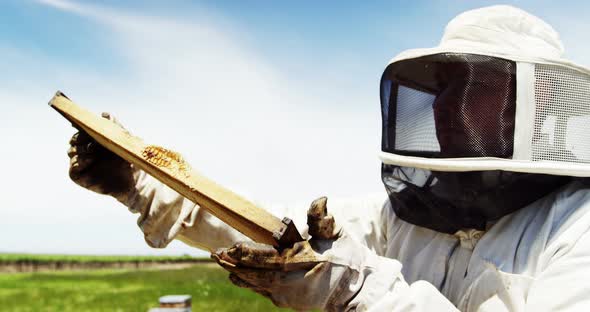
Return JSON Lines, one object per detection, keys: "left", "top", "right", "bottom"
{"left": 326, "top": 250, "right": 404, "bottom": 311}
{"left": 118, "top": 168, "right": 149, "bottom": 208}
{"left": 345, "top": 254, "right": 405, "bottom": 311}
{"left": 321, "top": 233, "right": 404, "bottom": 311}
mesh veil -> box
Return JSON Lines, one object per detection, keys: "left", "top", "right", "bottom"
{"left": 381, "top": 53, "right": 516, "bottom": 158}
{"left": 532, "top": 64, "right": 590, "bottom": 163}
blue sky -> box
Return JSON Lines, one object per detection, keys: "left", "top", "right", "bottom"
{"left": 2, "top": 0, "right": 590, "bottom": 256}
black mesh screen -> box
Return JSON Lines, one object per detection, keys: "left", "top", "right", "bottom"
{"left": 380, "top": 53, "right": 517, "bottom": 158}
{"left": 382, "top": 164, "right": 573, "bottom": 233}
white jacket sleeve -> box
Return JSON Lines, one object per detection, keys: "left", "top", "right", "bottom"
{"left": 524, "top": 202, "right": 590, "bottom": 311}
{"left": 122, "top": 169, "right": 392, "bottom": 253}
{"left": 525, "top": 231, "right": 590, "bottom": 310}
{"left": 123, "top": 170, "right": 248, "bottom": 252}
{"left": 358, "top": 280, "right": 458, "bottom": 311}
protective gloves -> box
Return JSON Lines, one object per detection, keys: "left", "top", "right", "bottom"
{"left": 67, "top": 113, "right": 137, "bottom": 203}
{"left": 213, "top": 197, "right": 402, "bottom": 311}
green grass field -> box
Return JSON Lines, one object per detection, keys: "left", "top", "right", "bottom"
{"left": 0, "top": 264, "right": 286, "bottom": 311}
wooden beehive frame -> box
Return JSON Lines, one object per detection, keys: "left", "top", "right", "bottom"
{"left": 49, "top": 91, "right": 302, "bottom": 248}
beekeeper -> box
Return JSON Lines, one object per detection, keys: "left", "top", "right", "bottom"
{"left": 67, "top": 5, "right": 590, "bottom": 311}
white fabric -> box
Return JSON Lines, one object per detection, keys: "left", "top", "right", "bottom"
{"left": 379, "top": 152, "right": 590, "bottom": 177}
{"left": 381, "top": 5, "right": 590, "bottom": 176}
{"left": 513, "top": 62, "right": 536, "bottom": 161}
{"left": 388, "top": 5, "right": 584, "bottom": 70}
{"left": 125, "top": 172, "right": 590, "bottom": 311}
{"left": 117, "top": 5, "right": 590, "bottom": 311}
{"left": 125, "top": 170, "right": 248, "bottom": 251}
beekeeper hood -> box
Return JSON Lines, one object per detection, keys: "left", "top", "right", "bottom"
{"left": 380, "top": 5, "right": 590, "bottom": 233}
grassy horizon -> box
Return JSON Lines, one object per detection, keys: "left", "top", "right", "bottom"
{"left": 0, "top": 253, "right": 210, "bottom": 264}
{"left": 0, "top": 264, "right": 284, "bottom": 311}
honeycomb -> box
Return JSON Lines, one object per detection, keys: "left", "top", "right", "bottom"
{"left": 142, "top": 145, "right": 190, "bottom": 177}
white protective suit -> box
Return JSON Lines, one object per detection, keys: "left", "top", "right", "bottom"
{"left": 120, "top": 6, "right": 590, "bottom": 311}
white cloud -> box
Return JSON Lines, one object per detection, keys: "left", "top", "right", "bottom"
{"left": 0, "top": 1, "right": 384, "bottom": 256}
{"left": 36, "top": 0, "right": 84, "bottom": 13}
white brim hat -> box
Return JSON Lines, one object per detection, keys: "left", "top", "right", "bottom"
{"left": 380, "top": 5, "right": 590, "bottom": 177}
